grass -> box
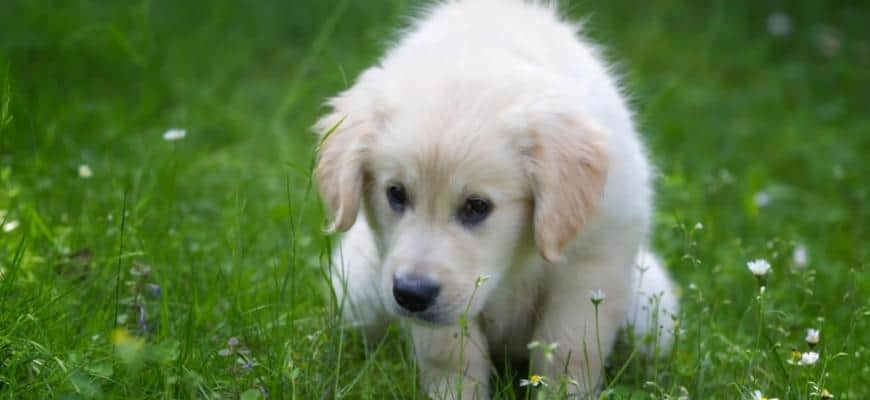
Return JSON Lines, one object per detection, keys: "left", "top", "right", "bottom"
{"left": 0, "top": 0, "right": 868, "bottom": 398}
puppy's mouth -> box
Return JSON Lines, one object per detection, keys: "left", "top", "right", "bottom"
{"left": 393, "top": 307, "right": 456, "bottom": 326}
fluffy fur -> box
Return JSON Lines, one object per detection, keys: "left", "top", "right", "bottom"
{"left": 314, "top": 1, "right": 679, "bottom": 398}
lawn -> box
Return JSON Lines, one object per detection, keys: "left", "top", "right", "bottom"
{"left": 0, "top": 0, "right": 868, "bottom": 398}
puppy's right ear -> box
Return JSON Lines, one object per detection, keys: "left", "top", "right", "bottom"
{"left": 313, "top": 70, "right": 383, "bottom": 232}
{"left": 510, "top": 98, "right": 610, "bottom": 263}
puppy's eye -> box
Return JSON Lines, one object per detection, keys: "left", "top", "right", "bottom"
{"left": 458, "top": 196, "right": 492, "bottom": 226}
{"left": 386, "top": 184, "right": 409, "bottom": 213}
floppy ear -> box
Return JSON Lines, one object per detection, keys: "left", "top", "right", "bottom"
{"left": 521, "top": 113, "right": 610, "bottom": 262}
{"left": 313, "top": 76, "right": 381, "bottom": 232}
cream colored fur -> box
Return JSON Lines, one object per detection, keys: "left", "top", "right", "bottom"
{"left": 315, "top": 1, "right": 679, "bottom": 398}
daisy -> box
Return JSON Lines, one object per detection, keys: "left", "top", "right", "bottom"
{"left": 788, "top": 349, "right": 802, "bottom": 365}
{"left": 747, "top": 259, "right": 771, "bottom": 276}
{"left": 589, "top": 289, "right": 606, "bottom": 305}
{"left": 805, "top": 328, "right": 820, "bottom": 347}
{"left": 751, "top": 389, "right": 779, "bottom": 400}
{"left": 219, "top": 337, "right": 241, "bottom": 357}
{"left": 799, "top": 351, "right": 819, "bottom": 366}
{"left": 519, "top": 374, "right": 546, "bottom": 387}
{"left": 793, "top": 244, "right": 808, "bottom": 268}
{"left": 2, "top": 219, "right": 19, "bottom": 233}
{"left": 163, "top": 128, "right": 187, "bottom": 141}
{"left": 78, "top": 164, "right": 93, "bottom": 178}
{"left": 754, "top": 191, "right": 771, "bottom": 208}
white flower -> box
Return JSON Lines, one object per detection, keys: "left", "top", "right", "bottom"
{"left": 519, "top": 374, "right": 546, "bottom": 387}
{"left": 766, "top": 12, "right": 792, "bottom": 37}
{"left": 747, "top": 259, "right": 771, "bottom": 276}
{"left": 2, "top": 219, "right": 19, "bottom": 233}
{"left": 78, "top": 164, "right": 93, "bottom": 178}
{"left": 694, "top": 222, "right": 704, "bottom": 230}
{"left": 754, "top": 191, "right": 771, "bottom": 208}
{"left": 589, "top": 289, "right": 606, "bottom": 305}
{"left": 793, "top": 245, "right": 808, "bottom": 268}
{"left": 799, "top": 351, "right": 819, "bottom": 366}
{"left": 752, "top": 389, "right": 779, "bottom": 400}
{"left": 805, "top": 328, "right": 820, "bottom": 346}
{"left": 162, "top": 128, "right": 187, "bottom": 141}
{"left": 788, "top": 350, "right": 802, "bottom": 365}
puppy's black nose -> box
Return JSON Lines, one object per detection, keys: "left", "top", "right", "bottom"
{"left": 393, "top": 277, "right": 440, "bottom": 313}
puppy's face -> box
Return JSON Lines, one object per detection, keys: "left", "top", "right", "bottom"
{"left": 315, "top": 67, "right": 609, "bottom": 324}
{"left": 363, "top": 114, "right": 533, "bottom": 323}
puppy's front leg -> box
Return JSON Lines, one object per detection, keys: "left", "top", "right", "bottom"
{"left": 532, "top": 255, "right": 633, "bottom": 397}
{"left": 411, "top": 321, "right": 491, "bottom": 399}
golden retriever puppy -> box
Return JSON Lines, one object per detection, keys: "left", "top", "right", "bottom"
{"left": 314, "top": 0, "right": 678, "bottom": 398}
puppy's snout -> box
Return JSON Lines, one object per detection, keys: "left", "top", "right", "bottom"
{"left": 393, "top": 276, "right": 440, "bottom": 313}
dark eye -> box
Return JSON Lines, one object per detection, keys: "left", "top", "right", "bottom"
{"left": 458, "top": 196, "right": 492, "bottom": 226}
{"left": 386, "top": 184, "right": 409, "bottom": 213}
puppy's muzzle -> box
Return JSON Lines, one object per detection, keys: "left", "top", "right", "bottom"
{"left": 393, "top": 276, "right": 440, "bottom": 313}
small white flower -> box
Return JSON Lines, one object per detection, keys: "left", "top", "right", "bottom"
{"left": 694, "top": 222, "right": 704, "bottom": 230}
{"left": 747, "top": 259, "right": 771, "bottom": 276}
{"left": 752, "top": 389, "right": 779, "bottom": 400}
{"left": 78, "top": 164, "right": 93, "bottom": 178}
{"left": 793, "top": 245, "right": 808, "bottom": 268}
{"left": 754, "top": 192, "right": 771, "bottom": 208}
{"left": 162, "top": 128, "right": 187, "bottom": 141}
{"left": 806, "top": 328, "right": 820, "bottom": 346}
{"left": 766, "top": 12, "right": 792, "bottom": 37}
{"left": 788, "top": 350, "right": 802, "bottom": 365}
{"left": 2, "top": 219, "right": 19, "bottom": 233}
{"left": 589, "top": 289, "right": 606, "bottom": 305}
{"left": 799, "top": 351, "right": 819, "bottom": 366}
{"left": 519, "top": 374, "right": 546, "bottom": 387}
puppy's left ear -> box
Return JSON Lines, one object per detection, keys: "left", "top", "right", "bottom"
{"left": 520, "top": 111, "right": 610, "bottom": 262}
{"left": 313, "top": 69, "right": 384, "bottom": 232}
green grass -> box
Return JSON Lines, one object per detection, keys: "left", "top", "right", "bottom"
{"left": 0, "top": 0, "right": 868, "bottom": 398}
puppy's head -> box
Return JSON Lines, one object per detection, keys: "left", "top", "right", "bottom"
{"left": 315, "top": 65, "right": 609, "bottom": 324}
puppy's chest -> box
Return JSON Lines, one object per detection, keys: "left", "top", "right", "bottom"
{"left": 478, "top": 268, "right": 546, "bottom": 360}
